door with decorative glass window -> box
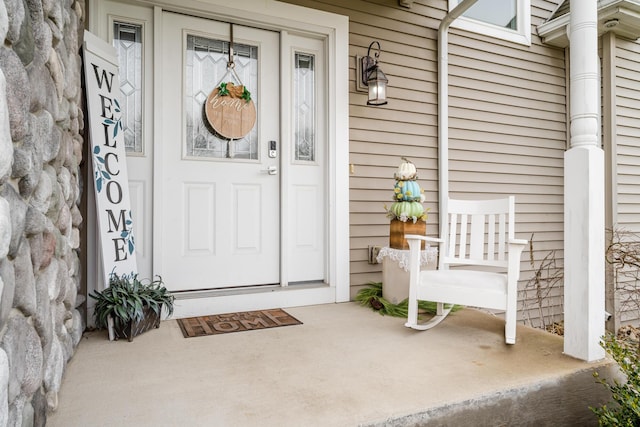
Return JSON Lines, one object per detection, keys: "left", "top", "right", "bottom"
{"left": 160, "top": 13, "right": 281, "bottom": 290}
{"left": 160, "top": 12, "right": 327, "bottom": 292}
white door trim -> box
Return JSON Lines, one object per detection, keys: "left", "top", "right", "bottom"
{"left": 88, "top": 0, "right": 350, "bottom": 317}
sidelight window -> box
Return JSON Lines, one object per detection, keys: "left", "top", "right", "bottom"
{"left": 294, "top": 52, "right": 316, "bottom": 162}
{"left": 113, "top": 21, "right": 144, "bottom": 153}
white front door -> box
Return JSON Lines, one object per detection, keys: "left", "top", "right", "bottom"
{"left": 160, "top": 12, "right": 280, "bottom": 291}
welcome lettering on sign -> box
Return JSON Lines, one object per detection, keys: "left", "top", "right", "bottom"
{"left": 82, "top": 31, "right": 137, "bottom": 283}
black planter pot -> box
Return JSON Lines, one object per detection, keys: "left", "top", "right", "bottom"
{"left": 109, "top": 306, "right": 162, "bottom": 342}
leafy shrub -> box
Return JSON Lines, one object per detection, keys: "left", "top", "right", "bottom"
{"left": 90, "top": 273, "right": 174, "bottom": 329}
{"left": 591, "top": 334, "right": 640, "bottom": 426}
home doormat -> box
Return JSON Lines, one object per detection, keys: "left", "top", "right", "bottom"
{"left": 177, "top": 309, "right": 302, "bottom": 338}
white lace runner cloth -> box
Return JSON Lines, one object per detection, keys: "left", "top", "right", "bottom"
{"left": 376, "top": 246, "right": 438, "bottom": 272}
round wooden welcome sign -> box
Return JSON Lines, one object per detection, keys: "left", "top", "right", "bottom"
{"left": 205, "top": 82, "right": 256, "bottom": 139}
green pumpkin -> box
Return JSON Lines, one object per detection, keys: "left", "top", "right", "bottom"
{"left": 407, "top": 201, "right": 425, "bottom": 217}
{"left": 390, "top": 201, "right": 424, "bottom": 218}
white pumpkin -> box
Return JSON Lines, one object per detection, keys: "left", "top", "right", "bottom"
{"left": 395, "top": 157, "right": 417, "bottom": 180}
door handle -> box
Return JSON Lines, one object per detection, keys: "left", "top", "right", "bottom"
{"left": 262, "top": 166, "right": 278, "bottom": 175}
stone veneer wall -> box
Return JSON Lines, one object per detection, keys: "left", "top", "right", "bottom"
{"left": 0, "top": 0, "right": 86, "bottom": 425}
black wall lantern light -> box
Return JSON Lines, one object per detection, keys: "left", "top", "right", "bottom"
{"left": 357, "top": 41, "right": 388, "bottom": 106}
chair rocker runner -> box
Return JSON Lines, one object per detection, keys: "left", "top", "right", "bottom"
{"left": 404, "top": 196, "right": 527, "bottom": 344}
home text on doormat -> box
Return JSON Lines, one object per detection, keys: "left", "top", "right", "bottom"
{"left": 177, "top": 309, "right": 302, "bottom": 338}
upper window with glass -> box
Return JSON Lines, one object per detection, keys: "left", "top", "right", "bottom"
{"left": 449, "top": 0, "right": 531, "bottom": 45}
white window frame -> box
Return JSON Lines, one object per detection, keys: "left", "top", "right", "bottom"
{"left": 449, "top": 0, "right": 531, "bottom": 46}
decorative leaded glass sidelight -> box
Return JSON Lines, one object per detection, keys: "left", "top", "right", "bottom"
{"left": 113, "top": 22, "right": 143, "bottom": 153}
{"left": 294, "top": 52, "right": 316, "bottom": 162}
{"left": 185, "top": 35, "right": 259, "bottom": 160}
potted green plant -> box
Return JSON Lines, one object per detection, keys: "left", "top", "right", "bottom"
{"left": 90, "top": 272, "right": 175, "bottom": 342}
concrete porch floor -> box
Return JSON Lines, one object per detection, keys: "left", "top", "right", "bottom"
{"left": 47, "top": 302, "right": 617, "bottom": 426}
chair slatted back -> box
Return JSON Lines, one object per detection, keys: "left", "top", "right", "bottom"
{"left": 441, "top": 197, "right": 515, "bottom": 270}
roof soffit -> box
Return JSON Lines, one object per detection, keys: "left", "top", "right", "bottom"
{"left": 538, "top": 0, "right": 640, "bottom": 47}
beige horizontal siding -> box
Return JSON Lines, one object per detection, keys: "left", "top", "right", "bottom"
{"left": 448, "top": 70, "right": 564, "bottom": 98}
{"left": 615, "top": 37, "right": 640, "bottom": 237}
{"left": 450, "top": 129, "right": 566, "bottom": 153}
{"left": 449, "top": 87, "right": 566, "bottom": 113}
{"left": 617, "top": 140, "right": 640, "bottom": 156}
{"left": 446, "top": 0, "right": 566, "bottom": 323}
{"left": 608, "top": 36, "right": 640, "bottom": 326}
{"left": 283, "top": 0, "right": 567, "bottom": 324}
{"left": 618, "top": 114, "right": 640, "bottom": 131}
{"left": 350, "top": 1, "right": 442, "bottom": 289}
{"left": 451, "top": 148, "right": 564, "bottom": 167}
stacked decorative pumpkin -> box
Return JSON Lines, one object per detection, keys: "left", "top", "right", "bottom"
{"left": 387, "top": 158, "right": 427, "bottom": 249}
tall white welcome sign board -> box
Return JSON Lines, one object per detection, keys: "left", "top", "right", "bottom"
{"left": 83, "top": 31, "right": 137, "bottom": 284}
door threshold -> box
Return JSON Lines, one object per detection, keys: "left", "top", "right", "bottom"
{"left": 170, "top": 282, "right": 335, "bottom": 319}
{"left": 173, "top": 282, "right": 327, "bottom": 299}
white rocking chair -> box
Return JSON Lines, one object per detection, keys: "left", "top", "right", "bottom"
{"left": 404, "top": 196, "right": 527, "bottom": 344}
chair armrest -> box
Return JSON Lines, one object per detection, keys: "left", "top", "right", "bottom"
{"left": 509, "top": 238, "right": 528, "bottom": 246}
{"left": 405, "top": 234, "right": 444, "bottom": 244}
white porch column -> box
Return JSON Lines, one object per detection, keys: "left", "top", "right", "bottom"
{"left": 564, "top": 0, "right": 605, "bottom": 361}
